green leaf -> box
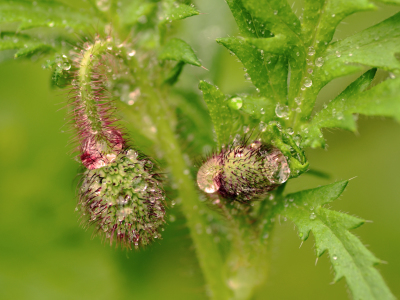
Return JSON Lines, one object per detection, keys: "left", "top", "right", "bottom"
{"left": 0, "top": 0, "right": 101, "bottom": 31}
{"left": 217, "top": 37, "right": 288, "bottom": 103}
{"left": 199, "top": 81, "right": 232, "bottom": 148}
{"left": 277, "top": 181, "right": 395, "bottom": 300}
{"left": 119, "top": 2, "right": 157, "bottom": 27}
{"left": 228, "top": 95, "right": 276, "bottom": 123}
{"left": 304, "top": 70, "right": 400, "bottom": 148}
{"left": 303, "top": 68, "right": 376, "bottom": 148}
{"left": 160, "top": 3, "right": 199, "bottom": 23}
{"left": 0, "top": 32, "right": 55, "bottom": 58}
{"left": 319, "top": 12, "right": 400, "bottom": 83}
{"left": 159, "top": 3, "right": 200, "bottom": 43}
{"left": 226, "top": 0, "right": 271, "bottom": 38}
{"left": 163, "top": 61, "right": 185, "bottom": 85}
{"left": 158, "top": 38, "right": 202, "bottom": 67}
{"left": 302, "top": 0, "right": 375, "bottom": 48}
{"left": 242, "top": 0, "right": 301, "bottom": 41}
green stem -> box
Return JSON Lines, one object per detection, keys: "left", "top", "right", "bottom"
{"left": 142, "top": 84, "right": 232, "bottom": 299}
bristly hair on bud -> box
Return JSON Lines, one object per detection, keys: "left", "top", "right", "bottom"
{"left": 69, "top": 36, "right": 126, "bottom": 169}
{"left": 79, "top": 150, "right": 166, "bottom": 249}
{"left": 63, "top": 35, "right": 166, "bottom": 249}
{"left": 197, "top": 140, "right": 290, "bottom": 202}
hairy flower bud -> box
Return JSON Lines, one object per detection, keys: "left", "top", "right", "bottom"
{"left": 197, "top": 141, "right": 290, "bottom": 201}
{"left": 78, "top": 149, "right": 166, "bottom": 249}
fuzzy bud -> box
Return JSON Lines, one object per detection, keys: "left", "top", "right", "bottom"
{"left": 197, "top": 141, "right": 290, "bottom": 201}
{"left": 78, "top": 149, "right": 166, "bottom": 249}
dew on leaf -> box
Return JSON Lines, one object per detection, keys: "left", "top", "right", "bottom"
{"left": 309, "top": 212, "right": 316, "bottom": 220}
{"left": 229, "top": 97, "right": 243, "bottom": 110}
{"left": 275, "top": 103, "right": 289, "bottom": 118}
{"left": 304, "top": 78, "right": 312, "bottom": 88}
{"left": 315, "top": 57, "right": 324, "bottom": 67}
{"left": 308, "top": 46, "right": 315, "bottom": 56}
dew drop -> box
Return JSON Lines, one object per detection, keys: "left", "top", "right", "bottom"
{"left": 304, "top": 78, "right": 312, "bottom": 88}
{"left": 128, "top": 50, "right": 136, "bottom": 57}
{"left": 275, "top": 103, "right": 290, "bottom": 118}
{"left": 309, "top": 212, "right": 316, "bottom": 220}
{"left": 229, "top": 97, "right": 243, "bottom": 110}
{"left": 273, "top": 10, "right": 278, "bottom": 15}
{"left": 308, "top": 46, "right": 315, "bottom": 56}
{"left": 315, "top": 57, "right": 324, "bottom": 67}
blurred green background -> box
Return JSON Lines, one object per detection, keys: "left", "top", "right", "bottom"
{"left": 0, "top": 1, "right": 399, "bottom": 299}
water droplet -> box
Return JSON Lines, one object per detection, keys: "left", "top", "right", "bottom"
{"left": 275, "top": 103, "right": 290, "bottom": 118}
{"left": 128, "top": 50, "right": 136, "bottom": 57}
{"left": 263, "top": 147, "right": 291, "bottom": 184}
{"left": 332, "top": 14, "right": 336, "bottom": 17}
{"left": 229, "top": 97, "right": 243, "bottom": 110}
{"left": 62, "top": 62, "right": 71, "bottom": 71}
{"left": 294, "top": 97, "right": 302, "bottom": 105}
{"left": 48, "top": 22, "right": 54, "bottom": 27}
{"left": 308, "top": 46, "right": 315, "bottom": 56}
{"left": 315, "top": 57, "right": 324, "bottom": 67}
{"left": 310, "top": 212, "right": 316, "bottom": 220}
{"left": 304, "top": 78, "right": 312, "bottom": 88}
{"left": 332, "top": 255, "right": 338, "bottom": 260}
{"left": 287, "top": 127, "right": 294, "bottom": 135}
{"left": 273, "top": 10, "right": 278, "bottom": 15}
{"left": 335, "top": 51, "right": 341, "bottom": 58}
{"left": 197, "top": 156, "right": 222, "bottom": 193}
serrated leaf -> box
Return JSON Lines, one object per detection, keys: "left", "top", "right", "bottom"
{"left": 158, "top": 38, "right": 201, "bottom": 67}
{"left": 319, "top": 12, "right": 400, "bottom": 83}
{"left": 226, "top": 0, "right": 271, "bottom": 38}
{"left": 217, "top": 37, "right": 288, "bottom": 103}
{"left": 302, "top": 0, "right": 375, "bottom": 48}
{"left": 277, "top": 181, "right": 395, "bottom": 300}
{"left": 303, "top": 69, "right": 375, "bottom": 148}
{"left": 304, "top": 70, "right": 400, "bottom": 148}
{"left": 0, "top": 32, "right": 55, "bottom": 58}
{"left": 199, "top": 81, "right": 232, "bottom": 148}
{"left": 0, "top": 0, "right": 101, "bottom": 31}
{"left": 14, "top": 43, "right": 53, "bottom": 58}
{"left": 242, "top": 0, "right": 301, "bottom": 41}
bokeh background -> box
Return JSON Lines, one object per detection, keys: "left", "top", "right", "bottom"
{"left": 0, "top": 1, "right": 399, "bottom": 299}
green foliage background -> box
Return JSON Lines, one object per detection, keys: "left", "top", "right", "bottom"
{"left": 0, "top": 0, "right": 399, "bottom": 299}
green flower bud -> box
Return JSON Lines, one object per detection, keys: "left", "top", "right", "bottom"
{"left": 78, "top": 149, "right": 165, "bottom": 249}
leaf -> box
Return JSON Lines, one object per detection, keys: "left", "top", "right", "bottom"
{"left": 226, "top": 0, "right": 272, "bottom": 38}
{"left": 0, "top": 32, "right": 55, "bottom": 58}
{"left": 302, "top": 0, "right": 375, "bottom": 48}
{"left": 158, "top": 38, "right": 202, "bottom": 67}
{"left": 199, "top": 81, "right": 232, "bottom": 148}
{"left": 304, "top": 70, "right": 400, "bottom": 148}
{"left": 0, "top": 0, "right": 101, "bottom": 31}
{"left": 241, "top": 0, "right": 301, "bottom": 41}
{"left": 163, "top": 61, "right": 185, "bottom": 85}
{"left": 303, "top": 68, "right": 376, "bottom": 148}
{"left": 277, "top": 181, "right": 395, "bottom": 300}
{"left": 119, "top": 2, "right": 157, "bottom": 27}
{"left": 228, "top": 95, "right": 276, "bottom": 123}
{"left": 319, "top": 12, "right": 400, "bottom": 83}
{"left": 217, "top": 37, "right": 288, "bottom": 103}
{"left": 158, "top": 3, "right": 200, "bottom": 43}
